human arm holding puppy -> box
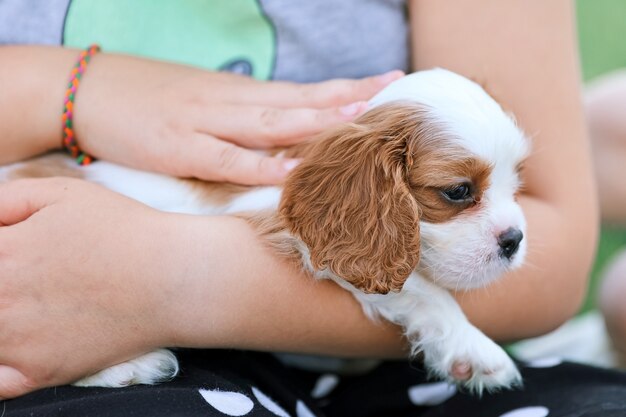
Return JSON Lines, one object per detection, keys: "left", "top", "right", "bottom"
{"left": 1, "top": 45, "right": 400, "bottom": 183}
{"left": 0, "top": 0, "right": 598, "bottom": 398}
{"left": 408, "top": 0, "right": 598, "bottom": 337}
{"left": 0, "top": 45, "right": 407, "bottom": 397}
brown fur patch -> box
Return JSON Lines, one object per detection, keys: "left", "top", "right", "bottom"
{"left": 184, "top": 179, "right": 250, "bottom": 207}
{"left": 280, "top": 103, "right": 424, "bottom": 294}
{"left": 240, "top": 211, "right": 304, "bottom": 267}
{"left": 7, "top": 153, "right": 84, "bottom": 180}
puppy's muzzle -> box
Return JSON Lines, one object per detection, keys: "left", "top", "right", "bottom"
{"left": 498, "top": 228, "right": 523, "bottom": 259}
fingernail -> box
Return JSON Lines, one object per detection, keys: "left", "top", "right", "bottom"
{"left": 377, "top": 70, "right": 404, "bottom": 85}
{"left": 283, "top": 159, "right": 302, "bottom": 172}
{"left": 339, "top": 101, "right": 366, "bottom": 117}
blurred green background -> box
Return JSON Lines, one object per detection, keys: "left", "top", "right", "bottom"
{"left": 577, "top": 0, "right": 626, "bottom": 80}
{"left": 576, "top": 0, "right": 626, "bottom": 312}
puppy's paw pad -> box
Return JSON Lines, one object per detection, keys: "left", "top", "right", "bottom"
{"left": 450, "top": 361, "right": 472, "bottom": 381}
{"left": 461, "top": 349, "right": 522, "bottom": 394}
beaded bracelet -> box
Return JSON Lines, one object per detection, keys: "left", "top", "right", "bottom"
{"left": 61, "top": 44, "right": 101, "bottom": 165}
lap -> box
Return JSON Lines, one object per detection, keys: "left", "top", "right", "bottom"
{"left": 4, "top": 350, "right": 626, "bottom": 417}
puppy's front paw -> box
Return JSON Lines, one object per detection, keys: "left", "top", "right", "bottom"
{"left": 73, "top": 349, "right": 179, "bottom": 388}
{"left": 421, "top": 327, "right": 521, "bottom": 395}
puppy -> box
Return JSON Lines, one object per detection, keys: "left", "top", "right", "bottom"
{"left": 2, "top": 69, "right": 529, "bottom": 394}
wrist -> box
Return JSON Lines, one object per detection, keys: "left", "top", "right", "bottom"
{"left": 0, "top": 46, "right": 79, "bottom": 162}
{"left": 22, "top": 47, "right": 79, "bottom": 153}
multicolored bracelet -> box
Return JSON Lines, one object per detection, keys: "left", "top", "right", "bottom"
{"left": 61, "top": 44, "right": 101, "bottom": 166}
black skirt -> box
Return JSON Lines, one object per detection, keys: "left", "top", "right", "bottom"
{"left": 4, "top": 349, "right": 626, "bottom": 417}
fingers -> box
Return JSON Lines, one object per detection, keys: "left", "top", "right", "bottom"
{"left": 271, "top": 70, "right": 405, "bottom": 108}
{"left": 0, "top": 365, "right": 32, "bottom": 399}
{"left": 191, "top": 71, "right": 404, "bottom": 150}
{"left": 207, "top": 70, "right": 405, "bottom": 109}
{"left": 180, "top": 134, "right": 300, "bottom": 185}
{"left": 0, "top": 177, "right": 92, "bottom": 226}
{"left": 0, "top": 178, "right": 67, "bottom": 226}
{"left": 194, "top": 101, "right": 369, "bottom": 148}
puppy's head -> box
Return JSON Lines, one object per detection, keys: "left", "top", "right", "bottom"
{"left": 280, "top": 69, "right": 529, "bottom": 294}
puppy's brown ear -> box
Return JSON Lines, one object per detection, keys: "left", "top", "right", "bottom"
{"left": 280, "top": 104, "right": 422, "bottom": 294}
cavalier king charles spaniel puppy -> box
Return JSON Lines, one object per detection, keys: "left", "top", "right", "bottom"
{"left": 2, "top": 68, "right": 529, "bottom": 394}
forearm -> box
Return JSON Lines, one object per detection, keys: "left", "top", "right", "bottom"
{"left": 160, "top": 214, "right": 407, "bottom": 357}
{"left": 160, "top": 201, "right": 591, "bottom": 360}
{"left": 411, "top": 0, "right": 599, "bottom": 339}
{"left": 0, "top": 46, "right": 79, "bottom": 162}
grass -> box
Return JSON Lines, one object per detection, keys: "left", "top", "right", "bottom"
{"left": 576, "top": 0, "right": 626, "bottom": 312}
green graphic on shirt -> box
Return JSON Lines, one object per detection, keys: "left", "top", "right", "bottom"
{"left": 63, "top": 0, "right": 275, "bottom": 79}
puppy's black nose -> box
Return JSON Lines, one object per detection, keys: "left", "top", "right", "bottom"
{"left": 498, "top": 228, "right": 523, "bottom": 259}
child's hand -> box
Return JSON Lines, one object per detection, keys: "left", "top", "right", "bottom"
{"left": 74, "top": 55, "right": 403, "bottom": 184}
{"left": 0, "top": 178, "right": 181, "bottom": 398}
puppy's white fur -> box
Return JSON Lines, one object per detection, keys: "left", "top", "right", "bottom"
{"left": 1, "top": 69, "right": 529, "bottom": 394}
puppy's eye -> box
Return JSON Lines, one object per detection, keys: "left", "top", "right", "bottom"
{"left": 442, "top": 183, "right": 472, "bottom": 202}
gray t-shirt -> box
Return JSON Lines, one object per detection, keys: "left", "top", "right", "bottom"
{"left": 0, "top": 0, "right": 409, "bottom": 82}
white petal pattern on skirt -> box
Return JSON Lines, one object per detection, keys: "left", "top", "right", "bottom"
{"left": 252, "top": 386, "right": 291, "bottom": 417}
{"left": 407, "top": 382, "right": 457, "bottom": 406}
{"left": 499, "top": 406, "right": 550, "bottom": 417}
{"left": 295, "top": 400, "right": 317, "bottom": 417}
{"left": 198, "top": 389, "right": 254, "bottom": 416}
{"left": 310, "top": 374, "right": 340, "bottom": 398}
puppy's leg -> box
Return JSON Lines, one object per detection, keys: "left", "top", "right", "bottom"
{"left": 73, "top": 349, "right": 179, "bottom": 388}
{"left": 416, "top": 309, "right": 522, "bottom": 395}
{"left": 364, "top": 275, "right": 521, "bottom": 395}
